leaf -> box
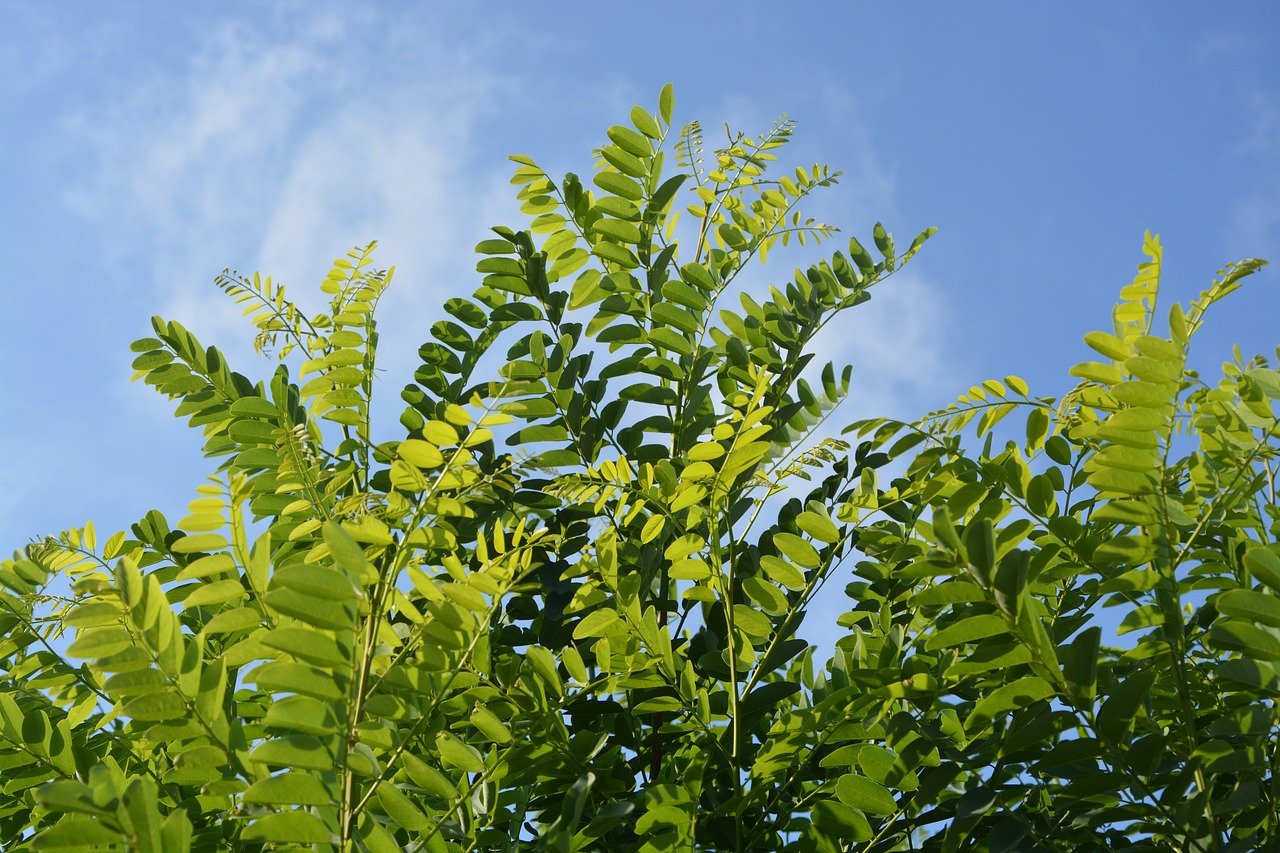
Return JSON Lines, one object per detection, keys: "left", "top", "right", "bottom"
{"left": 122, "top": 692, "right": 187, "bottom": 722}
{"left": 1244, "top": 546, "right": 1280, "bottom": 594}
{"left": 202, "top": 606, "right": 262, "bottom": 635}
{"left": 594, "top": 171, "right": 644, "bottom": 201}
{"left": 835, "top": 774, "right": 897, "bottom": 815}
{"left": 248, "top": 735, "right": 336, "bottom": 770}
{"left": 261, "top": 627, "right": 349, "bottom": 667}
{"left": 640, "top": 514, "right": 665, "bottom": 544}
{"left": 274, "top": 564, "right": 358, "bottom": 602}
{"left": 249, "top": 661, "right": 344, "bottom": 700}
{"left": 1084, "top": 331, "right": 1129, "bottom": 360}
{"left": 963, "top": 519, "right": 995, "bottom": 585}
{"left": 658, "top": 83, "right": 674, "bottom": 125}
{"left": 1218, "top": 659, "right": 1280, "bottom": 694}
{"left": 183, "top": 578, "right": 248, "bottom": 609}
{"left": 471, "top": 705, "right": 513, "bottom": 744}
{"left": 263, "top": 588, "right": 355, "bottom": 631}
{"left": 573, "top": 609, "right": 622, "bottom": 639}
{"left": 773, "top": 532, "right": 820, "bottom": 569}
{"left": 263, "top": 691, "right": 340, "bottom": 732}
{"left": 121, "top": 778, "right": 162, "bottom": 850}
{"left": 377, "top": 782, "right": 431, "bottom": 831}
{"left": 912, "top": 582, "right": 984, "bottom": 607}
{"left": 630, "top": 105, "right": 662, "bottom": 139}
{"left": 1209, "top": 620, "right": 1280, "bottom": 661}
{"left": 925, "top": 614, "right": 1009, "bottom": 650}
{"left": 398, "top": 439, "right": 445, "bottom": 468}
{"left": 170, "top": 533, "right": 229, "bottom": 553}
{"left": 743, "top": 577, "right": 788, "bottom": 613}
{"left": 240, "top": 812, "right": 332, "bottom": 844}
{"left": 1060, "top": 626, "right": 1101, "bottom": 704}
{"left": 66, "top": 628, "right": 133, "bottom": 660}
{"left": 796, "top": 508, "right": 840, "bottom": 544}
{"left": 324, "top": 522, "right": 371, "bottom": 580}
{"left": 733, "top": 604, "right": 773, "bottom": 638}
{"left": 33, "top": 820, "right": 124, "bottom": 849}
{"left": 965, "top": 676, "right": 1055, "bottom": 734}
{"left": 760, "top": 555, "right": 806, "bottom": 591}
{"left": 810, "top": 800, "right": 872, "bottom": 841}
{"left": 1097, "top": 669, "right": 1156, "bottom": 742}
{"left": 243, "top": 772, "right": 334, "bottom": 806}
{"left": 1217, "top": 589, "right": 1280, "bottom": 628}
{"left": 436, "top": 731, "right": 485, "bottom": 773}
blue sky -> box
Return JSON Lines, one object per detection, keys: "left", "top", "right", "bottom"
{"left": 2, "top": 1, "right": 1278, "bottom": 566}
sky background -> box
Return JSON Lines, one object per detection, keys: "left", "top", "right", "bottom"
{"left": 2, "top": 2, "right": 1278, "bottom": 643}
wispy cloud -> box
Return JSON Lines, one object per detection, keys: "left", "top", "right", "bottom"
{"left": 1226, "top": 90, "right": 1280, "bottom": 261}
{"left": 56, "top": 5, "right": 527, "bottom": 431}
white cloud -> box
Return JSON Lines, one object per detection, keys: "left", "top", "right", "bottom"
{"left": 55, "top": 5, "right": 523, "bottom": 419}
{"left": 1227, "top": 90, "right": 1280, "bottom": 261}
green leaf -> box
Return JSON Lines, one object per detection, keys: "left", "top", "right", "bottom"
{"left": 964, "top": 519, "right": 995, "bottom": 585}
{"left": 760, "top": 555, "right": 806, "bottom": 591}
{"left": 836, "top": 774, "right": 897, "bottom": 815}
{"left": 33, "top": 820, "right": 124, "bottom": 849}
{"left": 810, "top": 800, "right": 872, "bottom": 841}
{"left": 640, "top": 514, "right": 665, "bottom": 544}
{"left": 377, "top": 782, "right": 431, "bottom": 831}
{"left": 925, "top": 614, "right": 1009, "bottom": 650}
{"left": 249, "top": 661, "right": 344, "bottom": 700}
{"left": 1209, "top": 620, "right": 1280, "bottom": 661}
{"left": 121, "top": 778, "right": 163, "bottom": 850}
{"left": 1083, "top": 331, "right": 1129, "bottom": 360}
{"left": 1218, "top": 659, "right": 1280, "bottom": 694}
{"left": 66, "top": 628, "right": 133, "bottom": 660}
{"left": 965, "top": 676, "right": 1054, "bottom": 735}
{"left": 248, "top": 735, "right": 336, "bottom": 770}
{"left": 658, "top": 84, "right": 674, "bottom": 125}
{"left": 183, "top": 578, "right": 248, "bottom": 609}
{"left": 170, "top": 533, "right": 229, "bottom": 554}
{"left": 263, "top": 588, "right": 355, "bottom": 631}
{"left": 1217, "top": 589, "right": 1280, "bottom": 628}
{"left": 243, "top": 772, "right": 334, "bottom": 806}
{"left": 773, "top": 532, "right": 820, "bottom": 569}
{"left": 573, "top": 609, "right": 622, "bottom": 639}
{"left": 733, "top": 604, "right": 773, "bottom": 638}
{"left": 662, "top": 280, "right": 706, "bottom": 311}
{"left": 1097, "top": 669, "right": 1156, "bottom": 742}
{"left": 273, "top": 564, "right": 358, "bottom": 602}
{"left": 797, "top": 508, "right": 840, "bottom": 544}
{"left": 630, "top": 105, "right": 662, "bottom": 139}
{"left": 402, "top": 752, "right": 457, "bottom": 798}
{"left": 240, "top": 811, "right": 332, "bottom": 844}
{"left": 601, "top": 146, "right": 646, "bottom": 178}
{"left": 470, "top": 705, "right": 513, "bottom": 744}
{"left": 436, "top": 731, "right": 485, "bottom": 773}
{"left": 912, "top": 582, "right": 985, "bottom": 607}
{"left": 261, "top": 627, "right": 349, "bottom": 667}
{"left": 594, "top": 171, "right": 644, "bottom": 201}
{"left": 324, "top": 522, "right": 372, "bottom": 580}
{"left": 176, "top": 552, "right": 236, "bottom": 580}
{"left": 122, "top": 692, "right": 187, "bottom": 722}
{"left": 1060, "top": 626, "right": 1101, "bottom": 704}
{"left": 398, "top": 438, "right": 445, "bottom": 468}
{"left": 264, "top": 691, "right": 340, "bottom": 732}
{"left": 202, "top": 606, "right": 262, "bottom": 635}
{"left": 743, "top": 577, "right": 788, "bottom": 614}
{"left": 1244, "top": 546, "right": 1280, "bottom": 594}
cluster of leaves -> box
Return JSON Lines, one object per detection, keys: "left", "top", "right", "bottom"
{"left": 840, "top": 234, "right": 1277, "bottom": 850}
{"left": 0, "top": 86, "right": 1275, "bottom": 853}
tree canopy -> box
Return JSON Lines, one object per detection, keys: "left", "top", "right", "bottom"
{"left": 1, "top": 85, "right": 1277, "bottom": 852}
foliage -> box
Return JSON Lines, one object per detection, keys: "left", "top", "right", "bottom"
{"left": 0, "top": 86, "right": 1275, "bottom": 852}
